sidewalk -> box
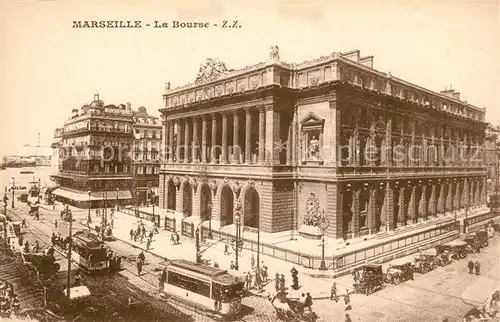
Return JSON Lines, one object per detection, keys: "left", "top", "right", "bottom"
{"left": 111, "top": 211, "right": 348, "bottom": 300}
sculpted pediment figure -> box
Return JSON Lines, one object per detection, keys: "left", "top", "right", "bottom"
{"left": 195, "top": 58, "right": 227, "bottom": 84}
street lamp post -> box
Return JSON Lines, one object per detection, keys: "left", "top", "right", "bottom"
{"left": 233, "top": 200, "right": 242, "bottom": 271}
{"left": 207, "top": 202, "right": 213, "bottom": 239}
{"left": 87, "top": 190, "right": 91, "bottom": 228}
{"left": 319, "top": 209, "right": 330, "bottom": 271}
{"left": 195, "top": 227, "right": 201, "bottom": 264}
{"left": 65, "top": 205, "right": 73, "bottom": 300}
{"left": 116, "top": 187, "right": 119, "bottom": 211}
{"left": 11, "top": 177, "right": 15, "bottom": 209}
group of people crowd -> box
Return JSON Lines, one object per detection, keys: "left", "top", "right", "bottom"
{"left": 129, "top": 220, "right": 159, "bottom": 250}
{"left": 0, "top": 282, "right": 20, "bottom": 317}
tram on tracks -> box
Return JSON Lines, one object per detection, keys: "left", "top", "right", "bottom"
{"left": 160, "top": 259, "right": 244, "bottom": 318}
{"left": 69, "top": 230, "right": 110, "bottom": 274}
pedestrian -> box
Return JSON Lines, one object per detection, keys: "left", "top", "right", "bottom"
{"left": 251, "top": 254, "right": 255, "bottom": 269}
{"left": 344, "top": 289, "right": 351, "bottom": 311}
{"left": 305, "top": 292, "right": 313, "bottom": 308}
{"left": 23, "top": 240, "right": 30, "bottom": 253}
{"left": 52, "top": 204, "right": 55, "bottom": 211}
{"left": 170, "top": 233, "right": 175, "bottom": 245}
{"left": 137, "top": 260, "right": 143, "bottom": 276}
{"left": 138, "top": 251, "right": 145, "bottom": 264}
{"left": 279, "top": 274, "right": 286, "bottom": 294}
{"left": 32, "top": 240, "right": 39, "bottom": 253}
{"left": 262, "top": 265, "right": 268, "bottom": 282}
{"left": 175, "top": 232, "right": 180, "bottom": 245}
{"left": 475, "top": 261, "right": 481, "bottom": 275}
{"left": 291, "top": 267, "right": 299, "bottom": 290}
{"left": 74, "top": 271, "right": 81, "bottom": 287}
{"left": 224, "top": 244, "right": 229, "bottom": 255}
{"left": 21, "top": 218, "right": 26, "bottom": 228}
{"left": 213, "top": 262, "right": 219, "bottom": 268}
{"left": 213, "top": 290, "right": 220, "bottom": 311}
{"left": 408, "top": 264, "right": 414, "bottom": 280}
{"left": 146, "top": 238, "right": 151, "bottom": 250}
{"left": 255, "top": 270, "right": 262, "bottom": 291}
{"left": 468, "top": 260, "right": 474, "bottom": 274}
{"left": 345, "top": 313, "right": 352, "bottom": 322}
{"left": 110, "top": 218, "right": 114, "bottom": 229}
{"left": 331, "top": 281, "right": 338, "bottom": 302}
{"left": 275, "top": 273, "right": 280, "bottom": 292}
{"left": 148, "top": 231, "right": 153, "bottom": 241}
{"left": 130, "top": 229, "right": 134, "bottom": 240}
{"left": 54, "top": 220, "right": 58, "bottom": 228}
{"left": 246, "top": 272, "right": 252, "bottom": 290}
{"left": 230, "top": 261, "right": 236, "bottom": 270}
{"left": 158, "top": 270, "right": 166, "bottom": 292}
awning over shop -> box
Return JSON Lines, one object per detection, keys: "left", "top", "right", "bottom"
{"left": 52, "top": 188, "right": 132, "bottom": 201}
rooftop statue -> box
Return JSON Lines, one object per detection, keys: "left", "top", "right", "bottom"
{"left": 195, "top": 58, "right": 227, "bottom": 84}
{"left": 165, "top": 82, "right": 171, "bottom": 91}
{"left": 270, "top": 45, "right": 280, "bottom": 61}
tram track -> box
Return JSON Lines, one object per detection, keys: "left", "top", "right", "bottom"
{"left": 6, "top": 206, "right": 239, "bottom": 321}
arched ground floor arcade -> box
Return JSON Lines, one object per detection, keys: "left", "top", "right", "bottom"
{"left": 158, "top": 173, "right": 490, "bottom": 240}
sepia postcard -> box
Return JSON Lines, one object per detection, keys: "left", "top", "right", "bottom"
{"left": 0, "top": 1, "right": 499, "bottom": 321}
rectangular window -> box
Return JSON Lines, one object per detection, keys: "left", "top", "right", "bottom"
{"left": 167, "top": 271, "right": 211, "bottom": 298}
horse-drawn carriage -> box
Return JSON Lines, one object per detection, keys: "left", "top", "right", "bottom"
{"left": 385, "top": 260, "right": 414, "bottom": 285}
{"left": 270, "top": 294, "right": 318, "bottom": 322}
{"left": 352, "top": 264, "right": 386, "bottom": 295}
{"left": 21, "top": 250, "right": 60, "bottom": 276}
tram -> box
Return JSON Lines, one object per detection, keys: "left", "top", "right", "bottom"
{"left": 161, "top": 259, "right": 244, "bottom": 318}
{"left": 71, "top": 230, "right": 110, "bottom": 274}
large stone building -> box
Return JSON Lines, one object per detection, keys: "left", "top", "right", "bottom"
{"left": 132, "top": 106, "right": 162, "bottom": 205}
{"left": 158, "top": 48, "right": 493, "bottom": 259}
{"left": 50, "top": 93, "right": 135, "bottom": 208}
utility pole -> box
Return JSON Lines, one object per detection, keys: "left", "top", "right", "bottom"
{"left": 195, "top": 227, "right": 201, "bottom": 264}
{"left": 65, "top": 205, "right": 73, "bottom": 300}
{"left": 11, "top": 177, "right": 15, "bottom": 209}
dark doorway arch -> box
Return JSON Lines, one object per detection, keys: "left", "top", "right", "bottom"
{"left": 243, "top": 187, "right": 259, "bottom": 228}
{"left": 167, "top": 180, "right": 176, "bottom": 210}
{"left": 200, "top": 184, "right": 212, "bottom": 221}
{"left": 220, "top": 186, "right": 234, "bottom": 226}
{"left": 183, "top": 182, "right": 192, "bottom": 217}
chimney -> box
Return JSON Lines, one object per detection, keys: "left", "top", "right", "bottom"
{"left": 341, "top": 50, "right": 360, "bottom": 62}
{"left": 359, "top": 56, "right": 374, "bottom": 68}
{"left": 126, "top": 102, "right": 131, "bottom": 111}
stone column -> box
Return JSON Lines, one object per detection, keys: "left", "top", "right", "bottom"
{"left": 245, "top": 108, "right": 252, "bottom": 164}
{"left": 481, "top": 177, "right": 487, "bottom": 204}
{"left": 352, "top": 189, "right": 361, "bottom": 237}
{"left": 287, "top": 122, "right": 292, "bottom": 165}
{"left": 428, "top": 183, "right": 437, "bottom": 218}
{"left": 398, "top": 186, "right": 405, "bottom": 227}
{"left": 184, "top": 119, "right": 190, "bottom": 163}
{"left": 168, "top": 121, "right": 174, "bottom": 163}
{"left": 176, "top": 120, "right": 182, "bottom": 163}
{"left": 384, "top": 182, "right": 394, "bottom": 231}
{"left": 462, "top": 178, "right": 469, "bottom": 207}
{"left": 192, "top": 116, "right": 199, "bottom": 163}
{"left": 291, "top": 104, "right": 298, "bottom": 166}
{"left": 367, "top": 187, "right": 376, "bottom": 233}
{"left": 437, "top": 183, "right": 445, "bottom": 214}
{"left": 259, "top": 107, "right": 266, "bottom": 164}
{"left": 211, "top": 114, "right": 217, "bottom": 163}
{"left": 453, "top": 181, "right": 461, "bottom": 210}
{"left": 265, "top": 105, "right": 281, "bottom": 165}
{"left": 475, "top": 179, "right": 481, "bottom": 205}
{"left": 418, "top": 184, "right": 427, "bottom": 222}
{"left": 233, "top": 111, "right": 240, "bottom": 164}
{"left": 162, "top": 120, "right": 168, "bottom": 163}
{"left": 221, "top": 113, "right": 228, "bottom": 163}
{"left": 446, "top": 182, "right": 453, "bottom": 212}
{"left": 384, "top": 119, "right": 392, "bottom": 166}
{"left": 407, "top": 184, "right": 416, "bottom": 225}
{"left": 201, "top": 115, "right": 207, "bottom": 163}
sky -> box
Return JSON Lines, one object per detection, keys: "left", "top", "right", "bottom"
{"left": 1, "top": 0, "right": 499, "bottom": 156}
